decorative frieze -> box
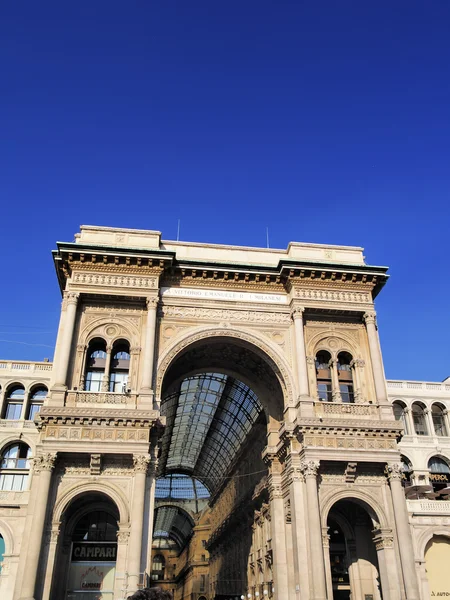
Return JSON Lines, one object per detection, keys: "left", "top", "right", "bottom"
{"left": 294, "top": 288, "right": 371, "bottom": 304}
{"left": 302, "top": 433, "right": 397, "bottom": 451}
{"left": 314, "top": 403, "right": 378, "bottom": 417}
{"left": 71, "top": 271, "right": 158, "bottom": 289}
{"left": 161, "top": 305, "right": 291, "bottom": 324}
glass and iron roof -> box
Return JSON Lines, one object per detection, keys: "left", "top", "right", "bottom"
{"left": 153, "top": 506, "right": 194, "bottom": 549}
{"left": 156, "top": 474, "right": 210, "bottom": 501}
{"left": 160, "top": 372, "right": 263, "bottom": 493}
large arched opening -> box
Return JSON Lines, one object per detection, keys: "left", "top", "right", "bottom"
{"left": 326, "top": 499, "right": 382, "bottom": 600}
{"left": 156, "top": 336, "right": 286, "bottom": 599}
{"left": 50, "top": 492, "right": 120, "bottom": 600}
{"left": 424, "top": 535, "right": 450, "bottom": 597}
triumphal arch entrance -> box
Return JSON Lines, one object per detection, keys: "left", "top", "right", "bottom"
{"left": 12, "top": 226, "right": 420, "bottom": 600}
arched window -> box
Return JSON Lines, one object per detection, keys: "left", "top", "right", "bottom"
{"left": 432, "top": 404, "right": 447, "bottom": 437}
{"left": 109, "top": 340, "right": 130, "bottom": 393}
{"left": 337, "top": 352, "right": 354, "bottom": 404}
{"left": 393, "top": 402, "right": 409, "bottom": 434}
{"left": 0, "top": 534, "right": 4, "bottom": 573}
{"left": 151, "top": 553, "right": 165, "bottom": 581}
{"left": 428, "top": 456, "right": 450, "bottom": 496}
{"left": 3, "top": 386, "right": 25, "bottom": 420}
{"left": 412, "top": 403, "right": 428, "bottom": 436}
{"left": 0, "top": 443, "right": 31, "bottom": 491}
{"left": 316, "top": 351, "right": 332, "bottom": 402}
{"left": 27, "top": 386, "right": 47, "bottom": 420}
{"left": 84, "top": 339, "right": 107, "bottom": 392}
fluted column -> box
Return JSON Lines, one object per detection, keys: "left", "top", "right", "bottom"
{"left": 291, "top": 306, "right": 309, "bottom": 398}
{"left": 301, "top": 460, "right": 327, "bottom": 600}
{"left": 101, "top": 344, "right": 113, "bottom": 392}
{"left": 127, "top": 454, "right": 150, "bottom": 594}
{"left": 140, "top": 296, "right": 158, "bottom": 396}
{"left": 53, "top": 292, "right": 80, "bottom": 388}
{"left": 19, "top": 453, "right": 57, "bottom": 600}
{"left": 387, "top": 464, "right": 420, "bottom": 600}
{"left": 363, "top": 311, "right": 388, "bottom": 403}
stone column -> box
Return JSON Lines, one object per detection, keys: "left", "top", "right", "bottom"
{"left": 144, "top": 457, "right": 158, "bottom": 575}
{"left": 301, "top": 460, "right": 327, "bottom": 600}
{"left": 443, "top": 409, "right": 450, "bottom": 437}
{"left": 322, "top": 527, "right": 333, "bottom": 600}
{"left": 387, "top": 464, "right": 420, "bottom": 600}
{"left": 19, "top": 453, "right": 57, "bottom": 600}
{"left": 140, "top": 297, "right": 158, "bottom": 401}
{"left": 267, "top": 458, "right": 289, "bottom": 600}
{"left": 424, "top": 409, "right": 435, "bottom": 437}
{"left": 101, "top": 344, "right": 113, "bottom": 392}
{"left": 330, "top": 359, "right": 341, "bottom": 402}
{"left": 291, "top": 306, "right": 309, "bottom": 398}
{"left": 52, "top": 292, "right": 80, "bottom": 389}
{"left": 127, "top": 454, "right": 150, "bottom": 594}
{"left": 41, "top": 525, "right": 60, "bottom": 600}
{"left": 373, "top": 529, "right": 401, "bottom": 600}
{"left": 350, "top": 359, "right": 363, "bottom": 402}
{"left": 287, "top": 453, "right": 310, "bottom": 599}
{"left": 403, "top": 407, "right": 414, "bottom": 436}
{"left": 363, "top": 311, "right": 388, "bottom": 404}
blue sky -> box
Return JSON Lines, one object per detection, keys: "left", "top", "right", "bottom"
{"left": 1, "top": 1, "right": 449, "bottom": 380}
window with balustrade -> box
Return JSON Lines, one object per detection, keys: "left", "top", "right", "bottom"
{"left": 337, "top": 352, "right": 354, "bottom": 403}
{"left": 0, "top": 442, "right": 32, "bottom": 491}
{"left": 431, "top": 404, "right": 447, "bottom": 437}
{"left": 316, "top": 351, "right": 332, "bottom": 402}
{"left": 412, "top": 403, "right": 428, "bottom": 436}
{"left": 26, "top": 386, "right": 47, "bottom": 420}
{"left": 84, "top": 339, "right": 107, "bottom": 392}
{"left": 3, "top": 385, "right": 25, "bottom": 420}
{"left": 109, "top": 340, "right": 130, "bottom": 393}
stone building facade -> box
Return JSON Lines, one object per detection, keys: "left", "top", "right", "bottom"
{"left": 0, "top": 225, "right": 448, "bottom": 600}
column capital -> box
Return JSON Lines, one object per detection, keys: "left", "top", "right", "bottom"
{"left": 133, "top": 454, "right": 150, "bottom": 474}
{"left": 363, "top": 311, "right": 377, "bottom": 325}
{"left": 300, "top": 460, "right": 320, "bottom": 478}
{"left": 372, "top": 528, "right": 395, "bottom": 551}
{"left": 64, "top": 291, "right": 80, "bottom": 306}
{"left": 130, "top": 346, "right": 141, "bottom": 355}
{"left": 290, "top": 306, "right": 305, "bottom": 321}
{"left": 386, "top": 462, "right": 403, "bottom": 482}
{"left": 33, "top": 452, "right": 57, "bottom": 473}
{"left": 146, "top": 296, "right": 159, "bottom": 310}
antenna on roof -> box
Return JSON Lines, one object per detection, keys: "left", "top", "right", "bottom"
{"left": 266, "top": 227, "right": 270, "bottom": 249}
{"left": 177, "top": 219, "right": 181, "bottom": 242}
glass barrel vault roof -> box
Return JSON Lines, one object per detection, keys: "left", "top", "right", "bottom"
{"left": 160, "top": 373, "right": 263, "bottom": 492}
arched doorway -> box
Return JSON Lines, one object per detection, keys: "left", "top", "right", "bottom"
{"left": 52, "top": 493, "right": 120, "bottom": 600}
{"left": 327, "top": 500, "right": 382, "bottom": 600}
{"left": 425, "top": 535, "right": 450, "bottom": 597}
{"left": 158, "top": 336, "right": 285, "bottom": 599}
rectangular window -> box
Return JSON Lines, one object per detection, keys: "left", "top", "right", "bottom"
{"left": 317, "top": 383, "right": 332, "bottom": 402}
{"left": 433, "top": 415, "right": 447, "bottom": 437}
{"left": 339, "top": 384, "right": 354, "bottom": 404}
{"left": 200, "top": 574, "right": 206, "bottom": 592}
{"left": 5, "top": 403, "right": 22, "bottom": 420}
{"left": 85, "top": 371, "right": 103, "bottom": 392}
{"left": 413, "top": 415, "right": 427, "bottom": 436}
{"left": 27, "top": 403, "right": 42, "bottom": 420}
{"left": 109, "top": 372, "right": 128, "bottom": 393}
{"left": 202, "top": 539, "right": 207, "bottom": 548}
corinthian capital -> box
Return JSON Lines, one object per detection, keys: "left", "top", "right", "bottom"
{"left": 300, "top": 460, "right": 320, "bottom": 478}
{"left": 363, "top": 311, "right": 377, "bottom": 326}
{"left": 133, "top": 454, "right": 150, "bottom": 474}
{"left": 64, "top": 291, "right": 80, "bottom": 306}
{"left": 386, "top": 463, "right": 403, "bottom": 482}
{"left": 290, "top": 306, "right": 305, "bottom": 321}
{"left": 33, "top": 452, "right": 57, "bottom": 473}
{"left": 146, "top": 296, "right": 159, "bottom": 310}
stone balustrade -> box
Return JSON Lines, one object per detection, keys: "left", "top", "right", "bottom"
{"left": 0, "top": 360, "right": 53, "bottom": 374}
{"left": 66, "top": 390, "right": 136, "bottom": 406}
{"left": 407, "top": 499, "right": 450, "bottom": 515}
{"left": 387, "top": 379, "right": 450, "bottom": 393}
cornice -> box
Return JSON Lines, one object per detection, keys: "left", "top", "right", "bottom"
{"left": 36, "top": 407, "right": 164, "bottom": 429}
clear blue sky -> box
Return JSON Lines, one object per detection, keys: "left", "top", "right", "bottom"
{"left": 1, "top": 1, "right": 449, "bottom": 381}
